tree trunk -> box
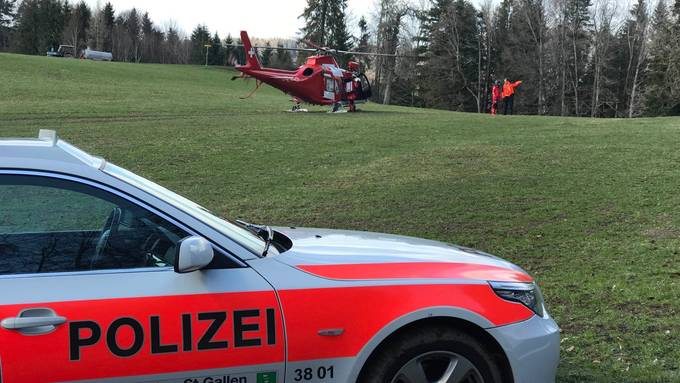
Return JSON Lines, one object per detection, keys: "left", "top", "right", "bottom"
{"left": 629, "top": 64, "right": 639, "bottom": 118}
{"left": 520, "top": 0, "right": 546, "bottom": 114}
{"left": 477, "top": 30, "right": 482, "bottom": 113}
{"left": 572, "top": 27, "right": 580, "bottom": 116}
{"left": 629, "top": 34, "right": 647, "bottom": 118}
{"left": 483, "top": 29, "right": 492, "bottom": 113}
{"left": 591, "top": 59, "right": 600, "bottom": 117}
{"left": 560, "top": 53, "right": 566, "bottom": 115}
{"left": 538, "top": 37, "right": 545, "bottom": 114}
{"left": 320, "top": 0, "right": 328, "bottom": 46}
{"left": 623, "top": 28, "right": 635, "bottom": 117}
{"left": 383, "top": 71, "right": 393, "bottom": 104}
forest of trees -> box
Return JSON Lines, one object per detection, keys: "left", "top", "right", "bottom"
{"left": 0, "top": 0, "right": 250, "bottom": 65}
{"left": 1, "top": 0, "right": 680, "bottom": 117}
{"left": 371, "top": 0, "right": 680, "bottom": 117}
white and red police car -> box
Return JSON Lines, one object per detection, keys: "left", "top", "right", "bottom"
{"left": 0, "top": 131, "right": 559, "bottom": 383}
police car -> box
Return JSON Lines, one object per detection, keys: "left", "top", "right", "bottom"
{"left": 0, "top": 131, "right": 559, "bottom": 383}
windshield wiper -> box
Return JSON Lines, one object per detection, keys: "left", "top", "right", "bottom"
{"left": 236, "top": 220, "right": 273, "bottom": 257}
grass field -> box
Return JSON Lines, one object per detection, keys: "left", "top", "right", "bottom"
{"left": 2, "top": 52, "right": 680, "bottom": 382}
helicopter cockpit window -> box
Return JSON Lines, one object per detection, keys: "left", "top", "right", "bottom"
{"left": 302, "top": 67, "right": 314, "bottom": 76}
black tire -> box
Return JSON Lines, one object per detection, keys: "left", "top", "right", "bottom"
{"left": 358, "top": 325, "right": 504, "bottom": 383}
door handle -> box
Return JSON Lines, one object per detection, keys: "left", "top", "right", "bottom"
{"left": 2, "top": 316, "right": 67, "bottom": 329}
{"left": 1, "top": 308, "right": 66, "bottom": 335}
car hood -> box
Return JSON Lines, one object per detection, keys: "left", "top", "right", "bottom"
{"left": 272, "top": 227, "right": 532, "bottom": 282}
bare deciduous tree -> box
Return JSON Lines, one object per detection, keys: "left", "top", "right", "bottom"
{"left": 589, "top": 0, "right": 617, "bottom": 116}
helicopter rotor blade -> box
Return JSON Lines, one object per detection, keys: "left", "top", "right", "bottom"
{"left": 300, "top": 39, "right": 326, "bottom": 52}
{"left": 224, "top": 44, "right": 317, "bottom": 53}
{"left": 336, "top": 50, "right": 422, "bottom": 58}
{"left": 298, "top": 38, "right": 420, "bottom": 58}
{"left": 224, "top": 43, "right": 422, "bottom": 59}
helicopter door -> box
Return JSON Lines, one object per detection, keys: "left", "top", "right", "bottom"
{"left": 324, "top": 76, "right": 336, "bottom": 100}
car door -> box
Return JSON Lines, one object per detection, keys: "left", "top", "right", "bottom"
{"left": 0, "top": 172, "right": 284, "bottom": 383}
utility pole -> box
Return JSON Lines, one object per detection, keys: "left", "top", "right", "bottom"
{"left": 204, "top": 44, "right": 212, "bottom": 66}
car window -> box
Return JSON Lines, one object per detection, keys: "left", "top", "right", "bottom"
{"left": 103, "top": 162, "right": 265, "bottom": 256}
{"left": 0, "top": 175, "right": 189, "bottom": 275}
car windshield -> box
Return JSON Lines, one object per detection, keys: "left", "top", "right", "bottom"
{"left": 103, "top": 163, "right": 265, "bottom": 255}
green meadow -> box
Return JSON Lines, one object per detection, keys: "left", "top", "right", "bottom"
{"left": 2, "top": 52, "right": 680, "bottom": 382}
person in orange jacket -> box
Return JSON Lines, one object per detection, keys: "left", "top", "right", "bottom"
{"left": 491, "top": 81, "right": 501, "bottom": 116}
{"left": 502, "top": 78, "right": 522, "bottom": 115}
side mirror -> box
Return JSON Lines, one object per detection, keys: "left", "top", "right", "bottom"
{"left": 174, "top": 236, "right": 214, "bottom": 273}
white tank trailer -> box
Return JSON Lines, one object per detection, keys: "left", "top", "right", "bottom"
{"left": 82, "top": 48, "right": 113, "bottom": 61}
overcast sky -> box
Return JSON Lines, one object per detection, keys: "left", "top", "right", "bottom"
{"left": 84, "top": 0, "right": 376, "bottom": 40}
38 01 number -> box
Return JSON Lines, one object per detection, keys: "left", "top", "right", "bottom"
{"left": 293, "top": 366, "right": 334, "bottom": 381}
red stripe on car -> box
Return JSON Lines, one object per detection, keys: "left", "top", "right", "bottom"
{"left": 279, "top": 284, "right": 534, "bottom": 361}
{"left": 297, "top": 262, "right": 533, "bottom": 282}
{"left": 0, "top": 291, "right": 284, "bottom": 382}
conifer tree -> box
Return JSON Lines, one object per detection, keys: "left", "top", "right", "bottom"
{"left": 140, "top": 11, "right": 153, "bottom": 61}
{"left": 0, "top": 0, "right": 17, "bottom": 49}
{"left": 644, "top": 0, "right": 675, "bottom": 114}
{"left": 300, "top": 0, "right": 330, "bottom": 46}
{"left": 208, "top": 32, "right": 223, "bottom": 65}
{"left": 63, "top": 1, "right": 91, "bottom": 54}
{"left": 165, "top": 26, "right": 181, "bottom": 64}
{"left": 101, "top": 2, "right": 113, "bottom": 51}
{"left": 355, "top": 16, "right": 371, "bottom": 70}
{"left": 611, "top": 0, "right": 649, "bottom": 116}
{"left": 565, "top": 0, "right": 593, "bottom": 116}
{"left": 299, "top": 0, "right": 352, "bottom": 65}
{"left": 128, "top": 8, "right": 140, "bottom": 61}
{"left": 233, "top": 37, "right": 245, "bottom": 65}
{"left": 190, "top": 24, "right": 210, "bottom": 65}
{"left": 419, "top": 0, "right": 481, "bottom": 110}
{"left": 260, "top": 41, "right": 273, "bottom": 66}
{"left": 273, "top": 43, "right": 293, "bottom": 69}
{"left": 223, "top": 34, "right": 234, "bottom": 65}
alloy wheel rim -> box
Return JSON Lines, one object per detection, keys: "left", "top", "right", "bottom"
{"left": 390, "top": 351, "right": 484, "bottom": 383}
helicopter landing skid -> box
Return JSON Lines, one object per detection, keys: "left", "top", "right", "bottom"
{"left": 329, "top": 103, "right": 347, "bottom": 113}
{"left": 289, "top": 103, "right": 308, "bottom": 113}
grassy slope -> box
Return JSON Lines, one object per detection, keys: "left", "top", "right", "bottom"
{"left": 2, "top": 53, "right": 680, "bottom": 382}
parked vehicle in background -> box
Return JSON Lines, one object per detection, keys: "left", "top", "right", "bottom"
{"left": 46, "top": 45, "right": 75, "bottom": 58}
{"left": 82, "top": 48, "right": 113, "bottom": 61}
{"left": 46, "top": 46, "right": 113, "bottom": 61}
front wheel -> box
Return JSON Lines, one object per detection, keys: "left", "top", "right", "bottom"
{"left": 358, "top": 326, "right": 504, "bottom": 383}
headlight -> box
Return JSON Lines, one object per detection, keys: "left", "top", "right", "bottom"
{"left": 489, "top": 281, "right": 546, "bottom": 317}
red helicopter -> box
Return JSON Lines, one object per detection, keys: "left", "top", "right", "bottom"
{"left": 232, "top": 31, "right": 397, "bottom": 113}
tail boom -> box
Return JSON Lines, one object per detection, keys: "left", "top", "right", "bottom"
{"left": 240, "top": 30, "right": 261, "bottom": 69}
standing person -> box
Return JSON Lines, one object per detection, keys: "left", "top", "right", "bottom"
{"left": 502, "top": 78, "right": 523, "bottom": 115}
{"left": 491, "top": 81, "right": 501, "bottom": 116}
